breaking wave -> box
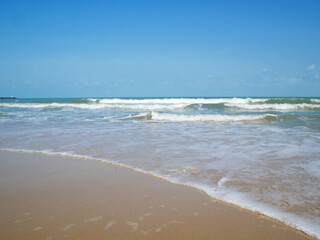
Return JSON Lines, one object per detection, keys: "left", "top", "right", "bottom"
{"left": 1, "top": 97, "right": 319, "bottom": 112}
{"left": 91, "top": 97, "right": 268, "bottom": 104}
{"left": 225, "top": 103, "right": 320, "bottom": 111}
{"left": 124, "top": 112, "right": 277, "bottom": 122}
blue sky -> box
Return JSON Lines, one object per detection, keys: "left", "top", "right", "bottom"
{"left": 0, "top": 0, "right": 319, "bottom": 97}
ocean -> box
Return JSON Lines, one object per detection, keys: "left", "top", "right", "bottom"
{"left": 0, "top": 97, "right": 319, "bottom": 238}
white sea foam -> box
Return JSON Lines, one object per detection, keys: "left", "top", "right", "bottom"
{"left": 137, "top": 112, "right": 277, "bottom": 122}
{"left": 63, "top": 223, "right": 75, "bottom": 231}
{"left": 104, "top": 220, "right": 116, "bottom": 229}
{"left": 91, "top": 97, "right": 268, "bottom": 104}
{"left": 103, "top": 103, "right": 187, "bottom": 110}
{"left": 84, "top": 216, "right": 103, "bottom": 222}
{"left": 0, "top": 103, "right": 107, "bottom": 109}
{"left": 126, "top": 221, "right": 139, "bottom": 230}
{"left": 0, "top": 102, "right": 188, "bottom": 111}
{"left": 0, "top": 98, "right": 267, "bottom": 111}
{"left": 186, "top": 183, "right": 320, "bottom": 239}
{"left": 2, "top": 98, "right": 318, "bottom": 112}
{"left": 226, "top": 103, "right": 320, "bottom": 111}
{"left": 217, "top": 177, "right": 229, "bottom": 188}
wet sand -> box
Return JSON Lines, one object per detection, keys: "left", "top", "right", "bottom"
{"left": 0, "top": 151, "right": 313, "bottom": 240}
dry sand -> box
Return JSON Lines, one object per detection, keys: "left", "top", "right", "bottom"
{"left": 0, "top": 151, "right": 313, "bottom": 240}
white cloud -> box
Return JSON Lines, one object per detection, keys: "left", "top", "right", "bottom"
{"left": 306, "top": 64, "right": 316, "bottom": 71}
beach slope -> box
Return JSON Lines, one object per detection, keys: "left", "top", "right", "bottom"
{"left": 0, "top": 151, "right": 313, "bottom": 240}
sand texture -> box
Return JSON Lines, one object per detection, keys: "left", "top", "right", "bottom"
{"left": 0, "top": 151, "right": 313, "bottom": 240}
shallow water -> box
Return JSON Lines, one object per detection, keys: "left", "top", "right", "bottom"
{"left": 1, "top": 97, "right": 319, "bottom": 238}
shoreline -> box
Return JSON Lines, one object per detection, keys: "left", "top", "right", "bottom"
{"left": 0, "top": 149, "right": 315, "bottom": 239}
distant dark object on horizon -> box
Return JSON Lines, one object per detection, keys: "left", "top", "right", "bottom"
{"left": 0, "top": 96, "right": 16, "bottom": 99}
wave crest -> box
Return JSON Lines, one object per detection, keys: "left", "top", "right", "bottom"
{"left": 225, "top": 103, "right": 320, "bottom": 111}
{"left": 124, "top": 112, "right": 277, "bottom": 122}
{"left": 1, "top": 98, "right": 319, "bottom": 112}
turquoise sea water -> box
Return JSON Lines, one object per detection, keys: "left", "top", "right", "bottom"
{"left": 1, "top": 97, "right": 320, "bottom": 238}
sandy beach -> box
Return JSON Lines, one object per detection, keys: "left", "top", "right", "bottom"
{"left": 2, "top": 0, "right": 320, "bottom": 237}
{"left": 0, "top": 150, "right": 313, "bottom": 240}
